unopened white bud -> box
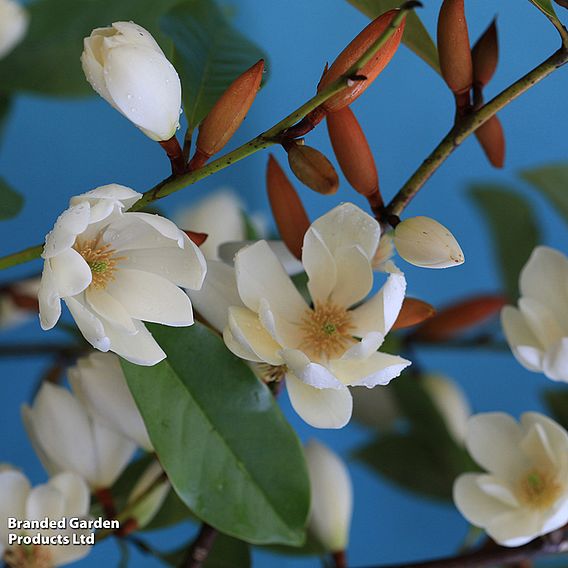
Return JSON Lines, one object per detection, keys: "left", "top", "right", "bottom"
{"left": 127, "top": 461, "right": 170, "bottom": 529}
{"left": 394, "top": 216, "right": 464, "bottom": 269}
{"left": 81, "top": 21, "right": 182, "bottom": 141}
{"left": 304, "top": 440, "right": 353, "bottom": 553}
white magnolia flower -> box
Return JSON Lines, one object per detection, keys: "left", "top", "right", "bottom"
{"left": 393, "top": 216, "right": 464, "bottom": 269}
{"left": 0, "top": 470, "right": 91, "bottom": 566}
{"left": 223, "top": 203, "right": 411, "bottom": 429}
{"left": 23, "top": 382, "right": 137, "bottom": 489}
{"left": 0, "top": 0, "right": 28, "bottom": 60}
{"left": 0, "top": 277, "right": 40, "bottom": 330}
{"left": 305, "top": 440, "right": 353, "bottom": 552}
{"left": 454, "top": 412, "right": 568, "bottom": 547}
{"left": 38, "top": 184, "right": 206, "bottom": 366}
{"left": 81, "top": 21, "right": 182, "bottom": 141}
{"left": 69, "top": 352, "right": 152, "bottom": 451}
{"left": 502, "top": 246, "right": 568, "bottom": 383}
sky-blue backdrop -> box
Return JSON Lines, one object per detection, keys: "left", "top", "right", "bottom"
{"left": 1, "top": 1, "right": 568, "bottom": 566}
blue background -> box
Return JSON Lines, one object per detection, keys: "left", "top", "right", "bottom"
{"left": 1, "top": 0, "right": 568, "bottom": 566}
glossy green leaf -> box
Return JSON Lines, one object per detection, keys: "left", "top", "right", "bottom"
{"left": 0, "top": 0, "right": 179, "bottom": 96}
{"left": 122, "top": 322, "right": 309, "bottom": 546}
{"left": 346, "top": 0, "right": 440, "bottom": 73}
{"left": 0, "top": 178, "right": 24, "bottom": 220}
{"left": 521, "top": 164, "right": 568, "bottom": 223}
{"left": 528, "top": 0, "right": 568, "bottom": 40}
{"left": 161, "top": 0, "right": 267, "bottom": 132}
{"left": 143, "top": 490, "right": 193, "bottom": 532}
{"left": 470, "top": 184, "right": 540, "bottom": 301}
{"left": 543, "top": 389, "right": 568, "bottom": 431}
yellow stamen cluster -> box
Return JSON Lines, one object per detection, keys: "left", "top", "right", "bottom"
{"left": 300, "top": 301, "right": 354, "bottom": 360}
{"left": 255, "top": 363, "right": 287, "bottom": 384}
{"left": 4, "top": 544, "right": 52, "bottom": 568}
{"left": 74, "top": 237, "right": 124, "bottom": 290}
{"left": 518, "top": 468, "right": 561, "bottom": 510}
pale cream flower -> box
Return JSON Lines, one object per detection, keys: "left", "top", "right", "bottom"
{"left": 223, "top": 203, "right": 410, "bottom": 429}
{"left": 502, "top": 246, "right": 568, "bottom": 383}
{"left": 81, "top": 22, "right": 181, "bottom": 141}
{"left": 454, "top": 412, "right": 568, "bottom": 547}
{"left": 0, "top": 470, "right": 91, "bottom": 566}
{"left": 38, "top": 184, "right": 206, "bottom": 366}
{"left": 0, "top": 0, "right": 28, "bottom": 59}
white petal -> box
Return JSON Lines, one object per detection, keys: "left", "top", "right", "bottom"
{"left": 122, "top": 233, "right": 206, "bottom": 290}
{"left": 223, "top": 326, "right": 262, "bottom": 362}
{"left": 26, "top": 485, "right": 64, "bottom": 520}
{"left": 189, "top": 261, "right": 242, "bottom": 332}
{"left": 50, "top": 248, "right": 92, "bottom": 297}
{"left": 520, "top": 412, "right": 568, "bottom": 466}
{"left": 219, "top": 241, "right": 304, "bottom": 275}
{"left": 21, "top": 406, "right": 60, "bottom": 477}
{"left": 330, "top": 351, "right": 410, "bottom": 387}
{"left": 126, "top": 213, "right": 185, "bottom": 245}
{"left": 70, "top": 183, "right": 142, "bottom": 215}
{"left": 235, "top": 241, "right": 307, "bottom": 320}
{"left": 258, "top": 298, "right": 302, "bottom": 349}
{"left": 228, "top": 307, "right": 282, "bottom": 365}
{"left": 107, "top": 22, "right": 163, "bottom": 52}
{"left": 49, "top": 472, "right": 90, "bottom": 517}
{"left": 501, "top": 306, "right": 544, "bottom": 372}
{"left": 0, "top": 471, "right": 29, "bottom": 543}
{"left": 85, "top": 286, "right": 137, "bottom": 334}
{"left": 105, "top": 320, "right": 166, "bottom": 366}
{"left": 38, "top": 259, "right": 62, "bottom": 330}
{"left": 107, "top": 269, "right": 193, "bottom": 326}
{"left": 476, "top": 474, "right": 520, "bottom": 508}
{"left": 281, "top": 349, "right": 344, "bottom": 389}
{"left": 65, "top": 296, "right": 111, "bottom": 352}
{"left": 308, "top": 203, "right": 380, "bottom": 260}
{"left": 520, "top": 246, "right": 568, "bottom": 325}
{"left": 339, "top": 332, "right": 384, "bottom": 360}
{"left": 42, "top": 202, "right": 91, "bottom": 259}
{"left": 103, "top": 214, "right": 181, "bottom": 251}
{"left": 330, "top": 245, "right": 373, "bottom": 308}
{"left": 519, "top": 297, "right": 564, "bottom": 351}
{"left": 302, "top": 227, "right": 337, "bottom": 304}
{"left": 0, "top": 0, "right": 28, "bottom": 59}
{"left": 350, "top": 272, "right": 406, "bottom": 337}
{"left": 486, "top": 509, "right": 542, "bottom": 547}
{"left": 543, "top": 338, "right": 568, "bottom": 382}
{"left": 104, "top": 45, "right": 181, "bottom": 141}
{"left": 465, "top": 413, "right": 529, "bottom": 480}
{"left": 286, "top": 372, "right": 353, "bottom": 429}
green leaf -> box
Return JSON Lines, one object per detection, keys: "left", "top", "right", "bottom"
{"left": 528, "top": 0, "right": 568, "bottom": 41}
{"left": 543, "top": 389, "right": 568, "bottom": 431}
{"left": 160, "top": 533, "right": 250, "bottom": 568}
{"left": 470, "top": 184, "right": 540, "bottom": 301}
{"left": 142, "top": 490, "right": 193, "bottom": 531}
{"left": 345, "top": 0, "right": 440, "bottom": 74}
{"left": 0, "top": 178, "right": 24, "bottom": 220}
{"left": 122, "top": 322, "right": 309, "bottom": 546}
{"left": 0, "top": 0, "right": 179, "bottom": 96}
{"left": 521, "top": 164, "right": 568, "bottom": 223}
{"left": 161, "top": 0, "right": 267, "bottom": 132}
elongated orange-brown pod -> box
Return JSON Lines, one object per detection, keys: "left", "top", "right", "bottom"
{"left": 194, "top": 60, "right": 264, "bottom": 165}
{"left": 412, "top": 294, "right": 507, "bottom": 342}
{"left": 266, "top": 155, "right": 311, "bottom": 260}
{"left": 472, "top": 19, "right": 498, "bottom": 88}
{"left": 437, "top": 0, "right": 473, "bottom": 106}
{"left": 287, "top": 143, "right": 339, "bottom": 195}
{"left": 475, "top": 115, "right": 505, "bottom": 168}
{"left": 183, "top": 230, "right": 209, "bottom": 247}
{"left": 392, "top": 298, "right": 436, "bottom": 331}
{"left": 318, "top": 10, "right": 406, "bottom": 112}
{"left": 326, "top": 107, "right": 380, "bottom": 199}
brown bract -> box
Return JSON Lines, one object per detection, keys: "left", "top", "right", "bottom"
{"left": 392, "top": 298, "right": 436, "bottom": 330}
{"left": 318, "top": 9, "right": 406, "bottom": 112}
{"left": 475, "top": 115, "right": 505, "bottom": 168}
{"left": 326, "top": 106, "right": 379, "bottom": 198}
{"left": 287, "top": 144, "right": 339, "bottom": 195}
{"left": 266, "top": 155, "right": 310, "bottom": 260}
{"left": 472, "top": 19, "right": 499, "bottom": 88}
{"left": 196, "top": 59, "right": 265, "bottom": 159}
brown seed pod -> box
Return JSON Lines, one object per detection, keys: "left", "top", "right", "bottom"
{"left": 412, "top": 293, "right": 507, "bottom": 342}
{"left": 472, "top": 18, "right": 498, "bottom": 88}
{"left": 286, "top": 143, "right": 339, "bottom": 195}
{"left": 475, "top": 115, "right": 505, "bottom": 168}
{"left": 326, "top": 107, "right": 380, "bottom": 199}
{"left": 392, "top": 298, "right": 436, "bottom": 330}
{"left": 195, "top": 59, "right": 265, "bottom": 161}
{"left": 318, "top": 10, "right": 406, "bottom": 113}
{"left": 437, "top": 0, "right": 473, "bottom": 103}
{"left": 266, "top": 155, "right": 311, "bottom": 260}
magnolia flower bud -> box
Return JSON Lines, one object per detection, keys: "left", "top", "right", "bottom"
{"left": 472, "top": 19, "right": 498, "bottom": 88}
{"left": 267, "top": 155, "right": 310, "bottom": 260}
{"left": 81, "top": 22, "right": 182, "bottom": 141}
{"left": 318, "top": 10, "right": 405, "bottom": 112}
{"left": 326, "top": 106, "right": 380, "bottom": 198}
{"left": 0, "top": 0, "right": 28, "bottom": 59}
{"left": 304, "top": 440, "right": 353, "bottom": 552}
{"left": 475, "top": 115, "right": 505, "bottom": 168}
{"left": 287, "top": 143, "right": 339, "bottom": 195}
{"left": 195, "top": 60, "right": 264, "bottom": 163}
{"left": 393, "top": 216, "right": 464, "bottom": 269}
{"left": 392, "top": 297, "right": 436, "bottom": 330}
{"left": 22, "top": 382, "right": 137, "bottom": 489}
{"left": 437, "top": 0, "right": 473, "bottom": 107}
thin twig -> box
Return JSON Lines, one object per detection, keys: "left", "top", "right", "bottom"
{"left": 181, "top": 524, "right": 219, "bottom": 568}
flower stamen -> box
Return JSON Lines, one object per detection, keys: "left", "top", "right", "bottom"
{"left": 518, "top": 468, "right": 561, "bottom": 510}
{"left": 75, "top": 236, "right": 125, "bottom": 290}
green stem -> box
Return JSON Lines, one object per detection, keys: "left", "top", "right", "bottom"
{"left": 0, "top": 2, "right": 415, "bottom": 271}
{"left": 384, "top": 46, "right": 568, "bottom": 218}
